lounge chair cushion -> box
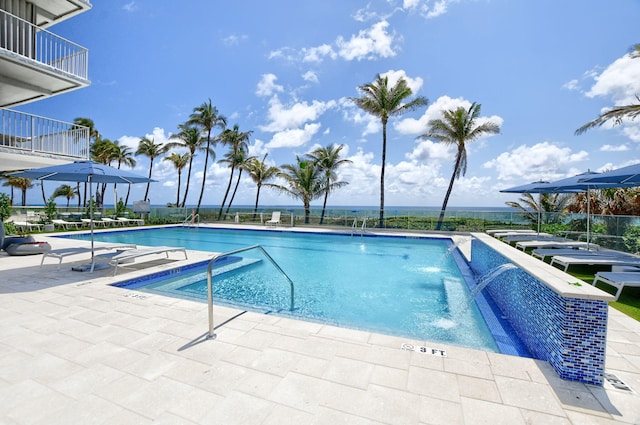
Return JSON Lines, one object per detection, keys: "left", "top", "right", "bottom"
{"left": 5, "top": 241, "right": 51, "bottom": 256}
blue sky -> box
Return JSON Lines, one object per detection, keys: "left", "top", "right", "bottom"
{"left": 11, "top": 0, "right": 640, "bottom": 208}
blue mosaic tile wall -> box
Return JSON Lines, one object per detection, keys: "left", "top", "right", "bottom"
{"left": 470, "top": 239, "right": 607, "bottom": 386}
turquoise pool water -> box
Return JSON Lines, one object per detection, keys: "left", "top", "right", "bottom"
{"left": 64, "top": 227, "right": 514, "bottom": 352}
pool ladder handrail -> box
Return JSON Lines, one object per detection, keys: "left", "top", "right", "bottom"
{"left": 182, "top": 212, "right": 200, "bottom": 226}
{"left": 351, "top": 217, "right": 367, "bottom": 236}
{"left": 206, "top": 244, "right": 295, "bottom": 339}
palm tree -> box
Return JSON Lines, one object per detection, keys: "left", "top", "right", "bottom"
{"left": 164, "top": 152, "right": 190, "bottom": 207}
{"left": 217, "top": 124, "right": 252, "bottom": 219}
{"left": 90, "top": 138, "right": 118, "bottom": 207}
{"left": 350, "top": 75, "right": 428, "bottom": 227}
{"left": 246, "top": 154, "right": 280, "bottom": 220}
{"left": 112, "top": 143, "right": 137, "bottom": 206}
{"left": 306, "top": 144, "right": 352, "bottom": 224}
{"left": 575, "top": 44, "right": 640, "bottom": 135}
{"left": 2, "top": 177, "right": 33, "bottom": 206}
{"left": 419, "top": 102, "right": 501, "bottom": 230}
{"left": 52, "top": 184, "right": 79, "bottom": 207}
{"left": 225, "top": 149, "right": 255, "bottom": 216}
{"left": 136, "top": 137, "right": 168, "bottom": 202}
{"left": 73, "top": 117, "right": 101, "bottom": 206}
{"left": 269, "top": 157, "right": 324, "bottom": 224}
{"left": 187, "top": 99, "right": 227, "bottom": 214}
{"left": 506, "top": 193, "right": 572, "bottom": 227}
{"left": 166, "top": 123, "right": 208, "bottom": 208}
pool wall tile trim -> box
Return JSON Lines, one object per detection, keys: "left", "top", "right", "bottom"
{"left": 470, "top": 234, "right": 611, "bottom": 386}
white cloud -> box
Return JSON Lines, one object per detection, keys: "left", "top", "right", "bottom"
{"left": 122, "top": 1, "right": 137, "bottom": 12}
{"left": 266, "top": 123, "right": 321, "bottom": 149}
{"left": 405, "top": 139, "right": 454, "bottom": 162}
{"left": 222, "top": 34, "right": 248, "bottom": 46}
{"left": 423, "top": 0, "right": 449, "bottom": 18}
{"left": 396, "top": 96, "right": 470, "bottom": 135}
{"left": 484, "top": 142, "right": 589, "bottom": 181}
{"left": 381, "top": 69, "right": 424, "bottom": 94}
{"left": 340, "top": 97, "right": 380, "bottom": 136}
{"left": 248, "top": 139, "right": 269, "bottom": 159}
{"left": 259, "top": 96, "right": 336, "bottom": 133}
{"left": 585, "top": 54, "right": 640, "bottom": 104}
{"left": 256, "top": 74, "right": 284, "bottom": 97}
{"left": 336, "top": 20, "right": 398, "bottom": 61}
{"left": 302, "top": 71, "right": 319, "bottom": 83}
{"left": 601, "top": 144, "right": 630, "bottom": 152}
{"left": 403, "top": 0, "right": 420, "bottom": 9}
{"left": 302, "top": 44, "right": 337, "bottom": 63}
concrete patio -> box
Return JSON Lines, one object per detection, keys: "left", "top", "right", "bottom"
{"left": 0, "top": 233, "right": 639, "bottom": 424}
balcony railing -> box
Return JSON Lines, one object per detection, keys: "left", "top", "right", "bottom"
{"left": 0, "top": 9, "right": 88, "bottom": 80}
{"left": 0, "top": 108, "right": 90, "bottom": 159}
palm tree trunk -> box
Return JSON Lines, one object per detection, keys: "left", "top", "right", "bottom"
{"left": 125, "top": 184, "right": 131, "bottom": 206}
{"left": 436, "top": 154, "right": 463, "bottom": 230}
{"left": 252, "top": 184, "right": 261, "bottom": 221}
{"left": 218, "top": 167, "right": 235, "bottom": 219}
{"left": 196, "top": 135, "right": 212, "bottom": 215}
{"left": 176, "top": 171, "right": 181, "bottom": 207}
{"left": 181, "top": 158, "right": 194, "bottom": 208}
{"left": 320, "top": 188, "right": 329, "bottom": 225}
{"left": 40, "top": 181, "right": 46, "bottom": 204}
{"left": 225, "top": 170, "right": 242, "bottom": 216}
{"left": 379, "top": 121, "right": 387, "bottom": 228}
{"left": 144, "top": 159, "right": 153, "bottom": 202}
{"left": 304, "top": 200, "right": 310, "bottom": 224}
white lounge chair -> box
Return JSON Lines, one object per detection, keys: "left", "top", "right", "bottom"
{"left": 550, "top": 254, "right": 640, "bottom": 272}
{"left": 41, "top": 244, "right": 137, "bottom": 269}
{"left": 265, "top": 211, "right": 281, "bottom": 227}
{"left": 500, "top": 234, "right": 562, "bottom": 243}
{"left": 52, "top": 219, "right": 82, "bottom": 230}
{"left": 11, "top": 221, "right": 43, "bottom": 232}
{"left": 81, "top": 218, "right": 107, "bottom": 227}
{"left": 592, "top": 272, "right": 640, "bottom": 301}
{"left": 516, "top": 240, "right": 598, "bottom": 251}
{"left": 94, "top": 246, "right": 188, "bottom": 275}
{"left": 486, "top": 229, "right": 537, "bottom": 236}
{"left": 117, "top": 217, "right": 144, "bottom": 226}
{"left": 100, "top": 217, "right": 124, "bottom": 227}
{"left": 531, "top": 248, "right": 602, "bottom": 261}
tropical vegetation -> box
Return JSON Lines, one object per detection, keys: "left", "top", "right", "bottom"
{"left": 350, "top": 75, "right": 428, "bottom": 227}
{"left": 419, "top": 102, "right": 501, "bottom": 230}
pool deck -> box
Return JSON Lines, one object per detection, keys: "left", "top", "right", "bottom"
{"left": 1, "top": 225, "right": 639, "bottom": 424}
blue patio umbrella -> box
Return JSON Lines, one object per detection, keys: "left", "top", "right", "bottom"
{"left": 9, "top": 160, "right": 154, "bottom": 271}
{"left": 500, "top": 181, "right": 581, "bottom": 234}
{"left": 532, "top": 171, "right": 638, "bottom": 247}
{"left": 578, "top": 163, "right": 640, "bottom": 185}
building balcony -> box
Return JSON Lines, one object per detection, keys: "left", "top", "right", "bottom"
{"left": 0, "top": 108, "right": 89, "bottom": 172}
{"left": 0, "top": 8, "right": 90, "bottom": 108}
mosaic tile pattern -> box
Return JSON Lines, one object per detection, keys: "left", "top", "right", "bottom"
{"left": 470, "top": 239, "right": 607, "bottom": 386}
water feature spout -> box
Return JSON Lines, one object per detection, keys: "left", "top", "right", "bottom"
{"left": 470, "top": 263, "right": 518, "bottom": 299}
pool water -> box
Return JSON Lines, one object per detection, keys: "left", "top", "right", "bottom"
{"left": 65, "top": 227, "right": 511, "bottom": 352}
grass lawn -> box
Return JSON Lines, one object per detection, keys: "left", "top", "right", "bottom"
{"left": 568, "top": 265, "right": 640, "bottom": 321}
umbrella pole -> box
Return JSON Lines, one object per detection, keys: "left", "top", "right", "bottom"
{"left": 587, "top": 189, "right": 591, "bottom": 250}
{"left": 90, "top": 176, "right": 95, "bottom": 272}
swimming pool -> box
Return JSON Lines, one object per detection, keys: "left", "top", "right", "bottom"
{"left": 64, "top": 227, "right": 527, "bottom": 353}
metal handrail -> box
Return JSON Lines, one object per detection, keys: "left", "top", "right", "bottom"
{"left": 206, "top": 244, "right": 295, "bottom": 339}
{"left": 182, "top": 212, "right": 199, "bottom": 226}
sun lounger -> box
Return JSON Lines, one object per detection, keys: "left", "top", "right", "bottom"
{"left": 265, "top": 211, "right": 281, "bottom": 227}
{"left": 100, "top": 217, "right": 124, "bottom": 227}
{"left": 41, "top": 244, "right": 137, "bottom": 269}
{"left": 490, "top": 230, "right": 539, "bottom": 238}
{"left": 499, "top": 233, "right": 559, "bottom": 243}
{"left": 550, "top": 254, "right": 640, "bottom": 272}
{"left": 516, "top": 240, "right": 598, "bottom": 251}
{"left": 81, "top": 218, "right": 108, "bottom": 227}
{"left": 11, "top": 221, "right": 43, "bottom": 232}
{"left": 52, "top": 219, "right": 82, "bottom": 230}
{"left": 592, "top": 271, "right": 640, "bottom": 301}
{"left": 117, "top": 217, "right": 144, "bottom": 226}
{"left": 94, "top": 246, "right": 188, "bottom": 275}
{"left": 486, "top": 229, "right": 537, "bottom": 236}
{"left": 531, "top": 248, "right": 603, "bottom": 261}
